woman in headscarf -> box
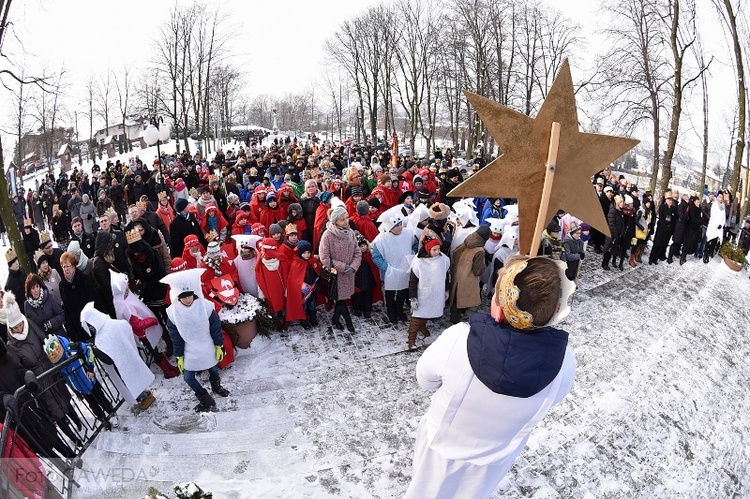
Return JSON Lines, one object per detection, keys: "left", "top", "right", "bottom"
{"left": 23, "top": 273, "right": 66, "bottom": 339}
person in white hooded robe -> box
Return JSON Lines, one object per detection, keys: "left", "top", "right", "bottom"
{"left": 450, "top": 200, "right": 480, "bottom": 255}
{"left": 371, "top": 215, "right": 415, "bottom": 324}
{"left": 405, "top": 256, "right": 576, "bottom": 499}
{"left": 161, "top": 268, "right": 229, "bottom": 412}
{"left": 407, "top": 237, "right": 450, "bottom": 350}
{"left": 704, "top": 191, "right": 726, "bottom": 262}
{"left": 231, "top": 234, "right": 262, "bottom": 297}
{"left": 80, "top": 302, "right": 156, "bottom": 410}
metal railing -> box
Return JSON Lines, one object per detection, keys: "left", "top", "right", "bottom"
{"left": 0, "top": 350, "right": 124, "bottom": 499}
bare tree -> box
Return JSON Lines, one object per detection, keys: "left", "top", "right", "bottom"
{"left": 115, "top": 66, "right": 133, "bottom": 154}
{"left": 94, "top": 70, "right": 114, "bottom": 141}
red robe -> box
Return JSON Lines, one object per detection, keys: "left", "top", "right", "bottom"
{"left": 255, "top": 248, "right": 288, "bottom": 313}
{"left": 356, "top": 251, "right": 384, "bottom": 304}
{"left": 351, "top": 214, "right": 379, "bottom": 242}
{"left": 259, "top": 205, "right": 287, "bottom": 233}
{"left": 285, "top": 255, "right": 321, "bottom": 322}
{"left": 313, "top": 203, "right": 329, "bottom": 252}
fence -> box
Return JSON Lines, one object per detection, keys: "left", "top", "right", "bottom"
{"left": 0, "top": 349, "right": 124, "bottom": 499}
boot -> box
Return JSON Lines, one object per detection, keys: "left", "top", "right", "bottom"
{"left": 618, "top": 256, "right": 624, "bottom": 270}
{"left": 275, "top": 312, "right": 285, "bottom": 332}
{"left": 156, "top": 355, "right": 181, "bottom": 379}
{"left": 407, "top": 318, "right": 419, "bottom": 350}
{"left": 138, "top": 391, "right": 155, "bottom": 410}
{"left": 341, "top": 305, "right": 355, "bottom": 333}
{"left": 309, "top": 316, "right": 319, "bottom": 327}
{"left": 601, "top": 252, "right": 611, "bottom": 270}
{"left": 211, "top": 380, "right": 230, "bottom": 397}
{"left": 629, "top": 253, "right": 637, "bottom": 268}
{"left": 416, "top": 318, "right": 431, "bottom": 338}
{"left": 635, "top": 244, "right": 645, "bottom": 263}
{"left": 679, "top": 252, "right": 687, "bottom": 265}
{"left": 194, "top": 391, "right": 216, "bottom": 412}
{"left": 331, "top": 302, "right": 344, "bottom": 330}
{"left": 300, "top": 320, "right": 312, "bottom": 330}
{"left": 703, "top": 251, "right": 710, "bottom": 264}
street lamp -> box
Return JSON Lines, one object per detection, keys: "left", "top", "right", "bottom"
{"left": 144, "top": 116, "right": 170, "bottom": 189}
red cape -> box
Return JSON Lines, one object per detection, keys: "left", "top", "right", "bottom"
{"left": 285, "top": 255, "right": 321, "bottom": 321}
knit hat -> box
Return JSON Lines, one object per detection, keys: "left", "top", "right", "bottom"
{"left": 297, "top": 240, "right": 313, "bottom": 258}
{"left": 424, "top": 237, "right": 441, "bottom": 252}
{"left": 476, "top": 225, "right": 491, "bottom": 242}
{"left": 318, "top": 191, "right": 333, "bottom": 204}
{"left": 67, "top": 240, "right": 89, "bottom": 269}
{"left": 329, "top": 204, "right": 348, "bottom": 223}
{"left": 170, "top": 257, "right": 188, "bottom": 272}
{"left": 417, "top": 188, "right": 431, "bottom": 200}
{"left": 579, "top": 222, "right": 591, "bottom": 233}
{"left": 546, "top": 218, "right": 561, "bottom": 234}
{"left": 350, "top": 185, "right": 363, "bottom": 197}
{"left": 184, "top": 234, "right": 201, "bottom": 249}
{"left": 205, "top": 241, "right": 221, "bottom": 257}
{"left": 5, "top": 248, "right": 17, "bottom": 265}
{"left": 3, "top": 292, "right": 25, "bottom": 330}
{"left": 288, "top": 203, "right": 302, "bottom": 215}
{"left": 413, "top": 175, "right": 423, "bottom": 184}
{"left": 428, "top": 203, "right": 450, "bottom": 221}
{"left": 356, "top": 200, "right": 370, "bottom": 216}
{"left": 356, "top": 232, "right": 368, "bottom": 247}
{"left": 569, "top": 221, "right": 581, "bottom": 234}
{"left": 269, "top": 224, "right": 283, "bottom": 236}
{"left": 398, "top": 191, "right": 414, "bottom": 204}
{"left": 367, "top": 198, "right": 381, "bottom": 209}
{"left": 251, "top": 223, "right": 266, "bottom": 236}
{"left": 175, "top": 198, "right": 189, "bottom": 212}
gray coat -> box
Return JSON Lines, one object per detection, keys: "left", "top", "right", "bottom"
{"left": 79, "top": 199, "right": 97, "bottom": 233}
{"left": 319, "top": 223, "right": 362, "bottom": 301}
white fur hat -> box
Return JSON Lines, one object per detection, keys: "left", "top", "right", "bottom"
{"left": 3, "top": 292, "right": 24, "bottom": 329}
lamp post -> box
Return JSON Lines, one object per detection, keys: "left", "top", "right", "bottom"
{"left": 143, "top": 116, "right": 170, "bottom": 190}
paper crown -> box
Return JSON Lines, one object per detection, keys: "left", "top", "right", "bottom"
{"left": 23, "top": 218, "right": 33, "bottom": 227}
{"left": 33, "top": 249, "right": 46, "bottom": 265}
{"left": 39, "top": 232, "right": 51, "bottom": 245}
{"left": 103, "top": 207, "right": 117, "bottom": 218}
{"left": 126, "top": 228, "right": 142, "bottom": 244}
{"left": 157, "top": 191, "right": 168, "bottom": 200}
{"left": 284, "top": 224, "right": 298, "bottom": 235}
{"left": 204, "top": 230, "right": 218, "bottom": 242}
{"left": 136, "top": 201, "right": 148, "bottom": 210}
{"left": 5, "top": 248, "right": 17, "bottom": 264}
{"left": 209, "top": 174, "right": 219, "bottom": 183}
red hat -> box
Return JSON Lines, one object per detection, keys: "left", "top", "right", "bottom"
{"left": 251, "top": 223, "right": 266, "bottom": 236}
{"left": 254, "top": 185, "right": 266, "bottom": 194}
{"left": 184, "top": 234, "right": 200, "bottom": 248}
{"left": 204, "top": 202, "right": 218, "bottom": 213}
{"left": 259, "top": 237, "right": 278, "bottom": 251}
{"left": 170, "top": 257, "right": 187, "bottom": 272}
{"left": 424, "top": 238, "right": 441, "bottom": 252}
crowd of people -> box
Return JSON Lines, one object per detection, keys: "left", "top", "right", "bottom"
{"left": 1, "top": 134, "right": 748, "bottom": 490}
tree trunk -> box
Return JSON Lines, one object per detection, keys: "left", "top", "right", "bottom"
{"left": 724, "top": 0, "right": 746, "bottom": 198}
{"left": 658, "top": 0, "right": 683, "bottom": 195}
{"left": 0, "top": 140, "right": 30, "bottom": 272}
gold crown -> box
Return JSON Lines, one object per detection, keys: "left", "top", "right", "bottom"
{"left": 136, "top": 201, "right": 148, "bottom": 210}
{"left": 24, "top": 219, "right": 32, "bottom": 227}
{"left": 5, "top": 248, "right": 18, "bottom": 263}
{"left": 126, "top": 228, "right": 142, "bottom": 244}
{"left": 209, "top": 174, "right": 219, "bottom": 183}
{"left": 204, "top": 230, "right": 218, "bottom": 242}
{"left": 284, "top": 224, "right": 298, "bottom": 235}
{"left": 157, "top": 191, "right": 168, "bottom": 200}
{"left": 188, "top": 187, "right": 199, "bottom": 199}
{"left": 39, "top": 232, "right": 51, "bottom": 245}
{"left": 33, "top": 249, "right": 45, "bottom": 265}
{"left": 104, "top": 207, "right": 117, "bottom": 219}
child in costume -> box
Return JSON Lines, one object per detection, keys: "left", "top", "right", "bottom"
{"left": 352, "top": 232, "right": 382, "bottom": 319}
{"left": 255, "top": 237, "right": 289, "bottom": 331}
{"left": 80, "top": 302, "right": 156, "bottom": 411}
{"left": 161, "top": 268, "right": 230, "bottom": 412}
{"left": 407, "top": 237, "right": 450, "bottom": 350}
{"left": 285, "top": 240, "right": 321, "bottom": 329}
{"left": 109, "top": 270, "right": 180, "bottom": 378}
{"left": 405, "top": 256, "right": 576, "bottom": 498}
{"left": 232, "top": 234, "right": 262, "bottom": 296}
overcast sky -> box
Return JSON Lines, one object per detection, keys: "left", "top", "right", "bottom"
{"left": 0, "top": 0, "right": 740, "bottom": 163}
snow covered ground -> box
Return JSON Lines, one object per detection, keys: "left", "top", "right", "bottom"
{"left": 18, "top": 247, "right": 739, "bottom": 499}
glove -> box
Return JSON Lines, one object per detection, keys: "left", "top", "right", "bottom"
{"left": 43, "top": 321, "right": 52, "bottom": 332}
{"left": 343, "top": 265, "right": 355, "bottom": 274}
{"left": 410, "top": 298, "right": 418, "bottom": 311}
{"left": 85, "top": 344, "right": 96, "bottom": 364}
{"left": 2, "top": 394, "right": 18, "bottom": 418}
{"left": 87, "top": 214, "right": 93, "bottom": 220}
{"left": 24, "top": 371, "right": 39, "bottom": 392}
{"left": 176, "top": 356, "right": 184, "bottom": 373}
{"left": 215, "top": 345, "right": 225, "bottom": 362}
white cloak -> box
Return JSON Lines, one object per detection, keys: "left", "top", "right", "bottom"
{"left": 166, "top": 298, "right": 217, "bottom": 371}
{"left": 110, "top": 270, "right": 162, "bottom": 347}
{"left": 706, "top": 200, "right": 725, "bottom": 243}
{"left": 81, "top": 304, "right": 155, "bottom": 404}
{"left": 405, "top": 323, "right": 575, "bottom": 499}
{"left": 410, "top": 254, "right": 450, "bottom": 319}
{"left": 234, "top": 255, "right": 259, "bottom": 297}
{"left": 372, "top": 228, "right": 414, "bottom": 291}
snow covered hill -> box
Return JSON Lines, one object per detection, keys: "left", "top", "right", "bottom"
{"left": 60, "top": 250, "right": 750, "bottom": 498}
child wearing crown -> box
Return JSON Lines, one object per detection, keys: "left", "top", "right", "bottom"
{"left": 405, "top": 255, "right": 576, "bottom": 498}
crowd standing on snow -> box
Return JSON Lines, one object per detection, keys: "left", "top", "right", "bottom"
{"left": 1, "top": 134, "right": 748, "bottom": 491}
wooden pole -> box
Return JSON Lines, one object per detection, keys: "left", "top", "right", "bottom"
{"left": 529, "top": 122, "right": 561, "bottom": 257}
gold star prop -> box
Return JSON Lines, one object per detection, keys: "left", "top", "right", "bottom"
{"left": 449, "top": 59, "right": 639, "bottom": 255}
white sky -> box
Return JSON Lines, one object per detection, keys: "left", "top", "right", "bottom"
{"left": 0, "top": 0, "right": 741, "bottom": 164}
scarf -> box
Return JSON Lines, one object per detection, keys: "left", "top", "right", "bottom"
{"left": 204, "top": 255, "right": 222, "bottom": 274}
{"left": 27, "top": 289, "right": 45, "bottom": 309}
{"left": 207, "top": 215, "right": 218, "bottom": 232}
{"left": 38, "top": 265, "right": 52, "bottom": 280}
{"left": 262, "top": 258, "right": 280, "bottom": 271}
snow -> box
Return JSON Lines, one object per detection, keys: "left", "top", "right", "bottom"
{"left": 21, "top": 246, "right": 743, "bottom": 499}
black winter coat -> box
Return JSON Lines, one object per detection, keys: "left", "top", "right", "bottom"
{"left": 91, "top": 231, "right": 118, "bottom": 318}
{"left": 169, "top": 213, "right": 207, "bottom": 258}
{"left": 606, "top": 205, "right": 625, "bottom": 248}
{"left": 59, "top": 269, "right": 97, "bottom": 341}
{"left": 672, "top": 200, "right": 689, "bottom": 244}
{"left": 4, "top": 267, "right": 27, "bottom": 314}
{"left": 24, "top": 290, "right": 67, "bottom": 338}
{"left": 653, "top": 202, "right": 675, "bottom": 247}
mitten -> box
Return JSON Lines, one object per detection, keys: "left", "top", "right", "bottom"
{"left": 215, "top": 345, "right": 225, "bottom": 362}
{"left": 43, "top": 321, "right": 52, "bottom": 332}
{"left": 129, "top": 315, "right": 159, "bottom": 339}
{"left": 176, "top": 356, "right": 184, "bottom": 373}
{"left": 2, "top": 394, "right": 18, "bottom": 418}
{"left": 24, "top": 371, "right": 39, "bottom": 392}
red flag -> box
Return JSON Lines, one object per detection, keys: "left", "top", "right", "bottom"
{"left": 390, "top": 132, "right": 398, "bottom": 169}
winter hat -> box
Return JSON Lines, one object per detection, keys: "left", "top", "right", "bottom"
{"left": 98, "top": 188, "right": 107, "bottom": 198}
{"left": 67, "top": 240, "right": 89, "bottom": 269}
{"left": 413, "top": 175, "right": 423, "bottom": 185}
{"left": 329, "top": 204, "right": 348, "bottom": 223}
{"left": 175, "top": 198, "right": 189, "bottom": 213}
{"left": 546, "top": 218, "right": 561, "bottom": 234}
{"left": 184, "top": 234, "right": 201, "bottom": 249}
{"left": 170, "top": 257, "right": 188, "bottom": 272}
{"left": 579, "top": 222, "right": 591, "bottom": 233}
{"left": 287, "top": 203, "right": 302, "bottom": 215}
{"left": 3, "top": 292, "right": 25, "bottom": 330}
{"left": 251, "top": 223, "right": 266, "bottom": 237}
{"left": 265, "top": 192, "right": 278, "bottom": 205}
{"left": 5, "top": 248, "right": 17, "bottom": 265}
{"left": 603, "top": 186, "right": 614, "bottom": 193}
{"left": 356, "top": 232, "right": 368, "bottom": 247}
{"left": 356, "top": 200, "right": 370, "bottom": 216}
{"left": 367, "top": 198, "right": 381, "bottom": 210}
{"left": 227, "top": 193, "right": 240, "bottom": 205}
{"left": 350, "top": 185, "right": 363, "bottom": 197}
{"left": 424, "top": 237, "right": 441, "bottom": 252}
{"left": 428, "top": 203, "right": 450, "bottom": 221}
{"left": 296, "top": 240, "right": 312, "bottom": 258}
{"left": 417, "top": 188, "right": 431, "bottom": 200}
{"left": 569, "top": 221, "right": 581, "bottom": 234}
{"left": 259, "top": 237, "right": 278, "bottom": 251}
{"left": 239, "top": 202, "right": 251, "bottom": 211}
{"left": 398, "top": 191, "right": 414, "bottom": 204}
{"left": 476, "top": 225, "right": 491, "bottom": 242}
{"left": 318, "top": 191, "right": 333, "bottom": 204}
{"left": 269, "top": 224, "right": 283, "bottom": 236}
{"left": 624, "top": 194, "right": 633, "bottom": 205}
{"left": 44, "top": 335, "right": 64, "bottom": 364}
{"left": 205, "top": 241, "right": 221, "bottom": 257}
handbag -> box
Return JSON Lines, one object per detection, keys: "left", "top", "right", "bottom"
{"left": 318, "top": 259, "right": 338, "bottom": 305}
{"left": 635, "top": 228, "right": 648, "bottom": 240}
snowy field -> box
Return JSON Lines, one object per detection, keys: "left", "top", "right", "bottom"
{"left": 7, "top": 247, "right": 738, "bottom": 499}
